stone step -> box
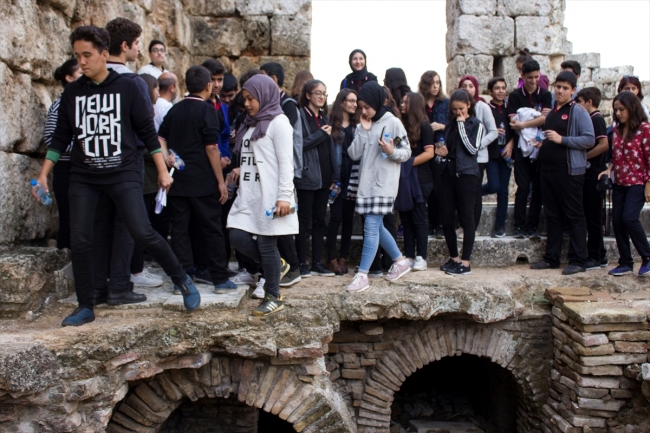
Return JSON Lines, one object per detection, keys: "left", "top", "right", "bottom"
{"left": 336, "top": 204, "right": 650, "bottom": 237}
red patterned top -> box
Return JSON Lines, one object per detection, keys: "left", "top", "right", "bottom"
{"left": 612, "top": 122, "right": 650, "bottom": 186}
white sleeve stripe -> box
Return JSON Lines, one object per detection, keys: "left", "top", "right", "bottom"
{"left": 458, "top": 121, "right": 479, "bottom": 155}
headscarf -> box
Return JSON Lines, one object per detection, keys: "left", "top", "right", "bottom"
{"left": 358, "top": 81, "right": 387, "bottom": 122}
{"left": 346, "top": 49, "right": 369, "bottom": 81}
{"left": 458, "top": 75, "right": 487, "bottom": 103}
{"left": 234, "top": 74, "right": 284, "bottom": 153}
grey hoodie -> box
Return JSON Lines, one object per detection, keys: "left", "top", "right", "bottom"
{"left": 347, "top": 111, "right": 411, "bottom": 200}
{"left": 562, "top": 102, "right": 595, "bottom": 175}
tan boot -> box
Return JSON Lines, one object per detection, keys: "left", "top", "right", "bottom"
{"left": 326, "top": 259, "right": 343, "bottom": 276}
{"left": 338, "top": 258, "right": 349, "bottom": 274}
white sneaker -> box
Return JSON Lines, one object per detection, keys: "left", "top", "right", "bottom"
{"left": 406, "top": 258, "right": 414, "bottom": 268}
{"left": 412, "top": 256, "right": 427, "bottom": 271}
{"left": 252, "top": 278, "right": 266, "bottom": 299}
{"left": 229, "top": 269, "right": 259, "bottom": 285}
{"left": 131, "top": 271, "right": 163, "bottom": 287}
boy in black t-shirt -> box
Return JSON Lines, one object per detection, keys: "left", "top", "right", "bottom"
{"left": 507, "top": 60, "right": 553, "bottom": 239}
{"left": 530, "top": 71, "right": 595, "bottom": 275}
{"left": 577, "top": 87, "right": 609, "bottom": 269}
{"left": 159, "top": 66, "right": 234, "bottom": 294}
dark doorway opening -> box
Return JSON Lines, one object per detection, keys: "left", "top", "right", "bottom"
{"left": 257, "top": 410, "right": 295, "bottom": 432}
{"left": 391, "top": 354, "right": 518, "bottom": 433}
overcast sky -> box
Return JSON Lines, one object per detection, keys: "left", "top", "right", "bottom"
{"left": 311, "top": 0, "right": 650, "bottom": 95}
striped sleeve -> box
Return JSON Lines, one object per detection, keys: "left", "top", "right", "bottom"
{"left": 43, "top": 98, "right": 60, "bottom": 148}
{"left": 457, "top": 120, "right": 482, "bottom": 155}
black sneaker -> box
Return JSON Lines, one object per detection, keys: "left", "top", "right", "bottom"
{"left": 280, "top": 270, "right": 301, "bottom": 287}
{"left": 440, "top": 258, "right": 457, "bottom": 272}
{"left": 107, "top": 288, "right": 147, "bottom": 305}
{"left": 530, "top": 261, "right": 559, "bottom": 270}
{"left": 513, "top": 228, "right": 526, "bottom": 239}
{"left": 563, "top": 264, "right": 586, "bottom": 275}
{"left": 527, "top": 229, "right": 541, "bottom": 241}
{"left": 446, "top": 262, "right": 471, "bottom": 275}
{"left": 311, "top": 262, "right": 335, "bottom": 276}
{"left": 600, "top": 257, "right": 608, "bottom": 268}
{"left": 491, "top": 227, "right": 506, "bottom": 238}
{"left": 585, "top": 258, "right": 601, "bottom": 270}
{"left": 252, "top": 294, "right": 284, "bottom": 316}
{"left": 94, "top": 289, "right": 108, "bottom": 305}
{"left": 193, "top": 268, "right": 212, "bottom": 284}
{"left": 299, "top": 263, "right": 312, "bottom": 278}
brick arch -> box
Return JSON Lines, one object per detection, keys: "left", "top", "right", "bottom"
{"left": 106, "top": 354, "right": 351, "bottom": 433}
{"left": 356, "top": 324, "right": 548, "bottom": 433}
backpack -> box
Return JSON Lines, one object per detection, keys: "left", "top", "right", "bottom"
{"left": 605, "top": 124, "right": 615, "bottom": 164}
{"left": 281, "top": 97, "right": 304, "bottom": 178}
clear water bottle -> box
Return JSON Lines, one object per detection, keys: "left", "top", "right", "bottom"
{"left": 31, "top": 179, "right": 52, "bottom": 205}
{"left": 500, "top": 148, "right": 515, "bottom": 169}
{"left": 328, "top": 182, "right": 341, "bottom": 205}
{"left": 536, "top": 131, "right": 547, "bottom": 143}
{"left": 381, "top": 133, "right": 390, "bottom": 159}
{"left": 265, "top": 203, "right": 298, "bottom": 219}
{"left": 498, "top": 122, "right": 506, "bottom": 146}
{"left": 226, "top": 172, "right": 237, "bottom": 200}
{"left": 168, "top": 149, "right": 185, "bottom": 170}
{"left": 435, "top": 136, "right": 447, "bottom": 163}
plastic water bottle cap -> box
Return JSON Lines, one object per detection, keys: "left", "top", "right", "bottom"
{"left": 30, "top": 180, "right": 37, "bottom": 186}
{"left": 265, "top": 209, "right": 273, "bottom": 217}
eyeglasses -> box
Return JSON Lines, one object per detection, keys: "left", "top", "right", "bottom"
{"left": 151, "top": 48, "right": 166, "bottom": 54}
{"left": 310, "top": 91, "right": 328, "bottom": 98}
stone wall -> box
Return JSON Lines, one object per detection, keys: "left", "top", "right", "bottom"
{"left": 0, "top": 0, "right": 311, "bottom": 245}
{"left": 446, "top": 0, "right": 572, "bottom": 95}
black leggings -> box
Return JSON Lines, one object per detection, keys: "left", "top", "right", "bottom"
{"left": 53, "top": 161, "right": 71, "bottom": 250}
{"left": 326, "top": 195, "right": 356, "bottom": 261}
{"left": 441, "top": 170, "right": 478, "bottom": 261}
{"left": 296, "top": 188, "right": 329, "bottom": 265}
{"left": 400, "top": 183, "right": 432, "bottom": 259}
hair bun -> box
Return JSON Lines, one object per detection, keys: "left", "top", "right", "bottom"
{"left": 53, "top": 66, "right": 63, "bottom": 81}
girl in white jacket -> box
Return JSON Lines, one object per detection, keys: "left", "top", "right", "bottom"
{"left": 228, "top": 75, "right": 298, "bottom": 316}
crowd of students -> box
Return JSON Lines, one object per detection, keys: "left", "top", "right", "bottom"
{"left": 37, "top": 20, "right": 650, "bottom": 326}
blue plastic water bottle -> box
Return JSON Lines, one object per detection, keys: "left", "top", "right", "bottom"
{"left": 381, "top": 133, "right": 390, "bottom": 159}
{"left": 265, "top": 203, "right": 298, "bottom": 219}
{"left": 328, "top": 182, "right": 341, "bottom": 205}
{"left": 30, "top": 180, "right": 52, "bottom": 205}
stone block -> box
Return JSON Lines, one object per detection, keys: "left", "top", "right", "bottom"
{"left": 458, "top": 0, "right": 497, "bottom": 15}
{"left": 576, "top": 365, "right": 623, "bottom": 376}
{"left": 341, "top": 368, "right": 366, "bottom": 380}
{"left": 614, "top": 341, "right": 647, "bottom": 353}
{"left": 243, "top": 15, "right": 271, "bottom": 55}
{"left": 0, "top": 247, "right": 70, "bottom": 317}
{"left": 608, "top": 331, "right": 650, "bottom": 341}
{"left": 642, "top": 363, "right": 650, "bottom": 380}
{"left": 446, "top": 15, "right": 514, "bottom": 61}
{"left": 446, "top": 55, "right": 494, "bottom": 96}
{"left": 565, "top": 53, "right": 601, "bottom": 69}
{"left": 183, "top": 0, "right": 237, "bottom": 15}
{"left": 579, "top": 353, "right": 647, "bottom": 366}
{"left": 515, "top": 16, "right": 569, "bottom": 55}
{"left": 192, "top": 17, "right": 248, "bottom": 57}
{"left": 498, "top": 0, "right": 563, "bottom": 18}
{"left": 545, "top": 287, "right": 591, "bottom": 303}
{"left": 573, "top": 374, "right": 619, "bottom": 389}
{"left": 278, "top": 343, "right": 324, "bottom": 360}
{"left": 270, "top": 14, "right": 310, "bottom": 56}
{"left": 561, "top": 302, "right": 647, "bottom": 325}
{"left": 592, "top": 66, "right": 635, "bottom": 84}
{"left": 574, "top": 322, "right": 650, "bottom": 333}
{"left": 610, "top": 389, "right": 633, "bottom": 399}
{"left": 572, "top": 342, "right": 615, "bottom": 357}
{"left": 236, "top": 0, "right": 310, "bottom": 16}
{"left": 259, "top": 56, "right": 311, "bottom": 94}
{"left": 576, "top": 397, "right": 626, "bottom": 412}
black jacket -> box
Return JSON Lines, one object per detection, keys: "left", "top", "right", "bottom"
{"left": 443, "top": 117, "right": 483, "bottom": 178}
{"left": 49, "top": 70, "right": 159, "bottom": 185}
{"left": 294, "top": 110, "right": 340, "bottom": 190}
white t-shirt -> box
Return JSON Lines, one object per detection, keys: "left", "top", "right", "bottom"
{"left": 227, "top": 115, "right": 298, "bottom": 236}
{"left": 153, "top": 98, "right": 173, "bottom": 132}
{"left": 138, "top": 64, "right": 164, "bottom": 79}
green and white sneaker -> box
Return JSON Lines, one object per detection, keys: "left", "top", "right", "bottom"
{"left": 251, "top": 294, "right": 284, "bottom": 316}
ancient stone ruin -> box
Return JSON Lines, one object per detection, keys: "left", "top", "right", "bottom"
{"left": 0, "top": 1, "right": 649, "bottom": 433}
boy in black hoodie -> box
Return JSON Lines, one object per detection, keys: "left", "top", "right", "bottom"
{"left": 33, "top": 26, "right": 200, "bottom": 327}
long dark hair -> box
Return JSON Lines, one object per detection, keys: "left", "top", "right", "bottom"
{"left": 383, "top": 85, "right": 401, "bottom": 120}
{"left": 299, "top": 79, "right": 328, "bottom": 115}
{"left": 384, "top": 68, "right": 411, "bottom": 107}
{"left": 617, "top": 76, "right": 644, "bottom": 101}
{"left": 613, "top": 91, "right": 648, "bottom": 138}
{"left": 447, "top": 89, "right": 476, "bottom": 123}
{"left": 402, "top": 92, "right": 427, "bottom": 145}
{"left": 53, "top": 59, "right": 79, "bottom": 87}
{"left": 291, "top": 70, "right": 314, "bottom": 99}
{"left": 419, "top": 70, "right": 447, "bottom": 102}
{"left": 139, "top": 73, "right": 158, "bottom": 115}
{"left": 330, "top": 89, "right": 359, "bottom": 143}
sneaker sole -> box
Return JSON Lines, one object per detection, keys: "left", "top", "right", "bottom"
{"left": 585, "top": 266, "right": 601, "bottom": 270}
{"left": 300, "top": 274, "right": 312, "bottom": 278}
{"left": 445, "top": 270, "right": 471, "bottom": 275}
{"left": 214, "top": 288, "right": 238, "bottom": 294}
{"left": 609, "top": 271, "right": 632, "bottom": 276}
{"left": 492, "top": 233, "right": 505, "bottom": 238}
{"left": 310, "top": 272, "right": 335, "bottom": 277}
{"left": 638, "top": 271, "right": 650, "bottom": 276}
{"left": 280, "top": 276, "right": 301, "bottom": 287}
{"left": 229, "top": 278, "right": 257, "bottom": 285}
{"left": 347, "top": 284, "right": 370, "bottom": 293}
{"left": 385, "top": 267, "right": 411, "bottom": 282}
{"left": 251, "top": 292, "right": 265, "bottom": 299}
{"left": 131, "top": 281, "right": 164, "bottom": 287}
{"left": 251, "top": 304, "right": 284, "bottom": 316}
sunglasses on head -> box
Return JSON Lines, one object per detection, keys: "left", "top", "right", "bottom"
{"left": 623, "top": 75, "right": 639, "bottom": 80}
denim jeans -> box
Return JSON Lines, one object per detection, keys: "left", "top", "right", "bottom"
{"left": 612, "top": 184, "right": 650, "bottom": 267}
{"left": 489, "top": 158, "right": 512, "bottom": 229}
{"left": 359, "top": 214, "right": 402, "bottom": 273}
{"left": 69, "top": 181, "right": 186, "bottom": 309}
{"left": 229, "top": 229, "right": 280, "bottom": 297}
